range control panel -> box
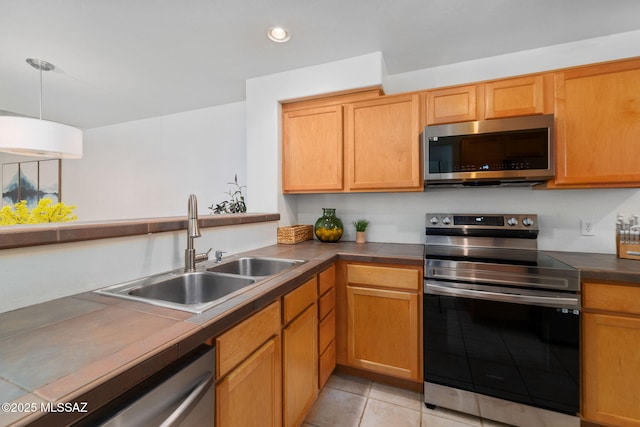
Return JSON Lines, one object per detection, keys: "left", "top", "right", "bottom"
{"left": 426, "top": 214, "right": 538, "bottom": 231}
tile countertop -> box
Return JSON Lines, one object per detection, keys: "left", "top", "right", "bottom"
{"left": 0, "top": 241, "right": 423, "bottom": 427}
{"left": 1, "top": 241, "right": 639, "bottom": 426}
{"left": 545, "top": 250, "right": 640, "bottom": 284}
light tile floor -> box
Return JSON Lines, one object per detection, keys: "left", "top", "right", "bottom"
{"left": 304, "top": 373, "right": 512, "bottom": 427}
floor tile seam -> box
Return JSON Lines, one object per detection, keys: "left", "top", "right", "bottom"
{"left": 367, "top": 395, "right": 423, "bottom": 414}
{"left": 359, "top": 396, "right": 427, "bottom": 427}
{"left": 422, "top": 407, "right": 485, "bottom": 427}
{"left": 357, "top": 397, "right": 371, "bottom": 427}
{"left": 325, "top": 383, "right": 372, "bottom": 399}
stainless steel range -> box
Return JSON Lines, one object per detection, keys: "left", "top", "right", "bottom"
{"left": 423, "top": 214, "right": 580, "bottom": 427}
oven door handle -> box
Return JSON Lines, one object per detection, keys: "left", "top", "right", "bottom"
{"left": 424, "top": 281, "right": 580, "bottom": 309}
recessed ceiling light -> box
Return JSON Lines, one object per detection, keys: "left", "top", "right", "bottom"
{"left": 267, "top": 26, "right": 291, "bottom": 43}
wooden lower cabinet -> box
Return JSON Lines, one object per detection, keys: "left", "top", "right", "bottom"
{"left": 283, "top": 304, "right": 318, "bottom": 427}
{"left": 342, "top": 263, "right": 422, "bottom": 382}
{"left": 216, "top": 335, "right": 282, "bottom": 427}
{"left": 281, "top": 276, "right": 318, "bottom": 427}
{"left": 346, "top": 285, "right": 419, "bottom": 380}
{"left": 582, "top": 281, "right": 640, "bottom": 427}
{"left": 215, "top": 301, "right": 282, "bottom": 427}
{"left": 318, "top": 264, "right": 337, "bottom": 389}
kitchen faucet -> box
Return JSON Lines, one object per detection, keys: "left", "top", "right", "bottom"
{"left": 185, "top": 194, "right": 211, "bottom": 272}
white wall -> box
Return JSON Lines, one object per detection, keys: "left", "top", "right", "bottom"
{"left": 64, "top": 101, "right": 248, "bottom": 220}
{"left": 0, "top": 101, "right": 271, "bottom": 314}
{"left": 0, "top": 222, "right": 277, "bottom": 314}
{"left": 245, "top": 31, "right": 640, "bottom": 254}
{"left": 295, "top": 188, "right": 640, "bottom": 253}
{"left": 1, "top": 102, "right": 248, "bottom": 219}
{"left": 245, "top": 52, "right": 387, "bottom": 224}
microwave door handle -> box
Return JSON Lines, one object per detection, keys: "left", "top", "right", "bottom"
{"left": 424, "top": 281, "right": 579, "bottom": 309}
{"left": 158, "top": 372, "right": 215, "bottom": 427}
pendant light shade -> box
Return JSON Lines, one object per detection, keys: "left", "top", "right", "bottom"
{"left": 0, "top": 58, "right": 83, "bottom": 159}
{"left": 0, "top": 116, "right": 82, "bottom": 158}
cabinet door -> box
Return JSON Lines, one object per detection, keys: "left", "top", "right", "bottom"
{"left": 485, "top": 74, "right": 552, "bottom": 119}
{"left": 426, "top": 84, "right": 479, "bottom": 124}
{"left": 555, "top": 59, "right": 640, "bottom": 186}
{"left": 282, "top": 105, "right": 344, "bottom": 193}
{"left": 583, "top": 312, "right": 640, "bottom": 426}
{"left": 216, "top": 301, "right": 281, "bottom": 379}
{"left": 283, "top": 304, "right": 318, "bottom": 427}
{"left": 216, "top": 335, "right": 282, "bottom": 427}
{"left": 345, "top": 94, "right": 422, "bottom": 191}
{"left": 346, "top": 285, "right": 419, "bottom": 380}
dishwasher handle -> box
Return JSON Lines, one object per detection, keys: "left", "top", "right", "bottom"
{"left": 159, "top": 372, "right": 215, "bottom": 427}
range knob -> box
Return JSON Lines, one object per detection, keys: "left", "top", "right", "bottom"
{"left": 507, "top": 217, "right": 519, "bottom": 226}
{"left": 429, "top": 216, "right": 439, "bottom": 225}
{"left": 522, "top": 217, "right": 535, "bottom": 227}
{"left": 442, "top": 216, "right": 452, "bottom": 225}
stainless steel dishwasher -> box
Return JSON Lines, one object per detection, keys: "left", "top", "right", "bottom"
{"left": 98, "top": 346, "right": 215, "bottom": 426}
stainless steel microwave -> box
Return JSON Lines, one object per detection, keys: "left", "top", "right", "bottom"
{"left": 424, "top": 114, "right": 555, "bottom": 187}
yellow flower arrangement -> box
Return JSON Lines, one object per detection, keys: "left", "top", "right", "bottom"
{"left": 0, "top": 199, "right": 77, "bottom": 226}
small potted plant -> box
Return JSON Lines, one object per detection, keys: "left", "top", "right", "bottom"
{"left": 353, "top": 219, "right": 369, "bottom": 244}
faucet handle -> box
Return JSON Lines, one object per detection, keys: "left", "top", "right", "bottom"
{"left": 215, "top": 250, "right": 226, "bottom": 262}
{"left": 195, "top": 248, "right": 212, "bottom": 264}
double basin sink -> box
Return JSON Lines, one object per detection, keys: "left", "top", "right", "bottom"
{"left": 95, "top": 257, "right": 306, "bottom": 313}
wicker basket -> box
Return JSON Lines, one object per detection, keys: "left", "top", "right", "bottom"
{"left": 277, "top": 225, "right": 313, "bottom": 244}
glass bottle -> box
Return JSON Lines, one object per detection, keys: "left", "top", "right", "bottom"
{"left": 314, "top": 208, "right": 344, "bottom": 242}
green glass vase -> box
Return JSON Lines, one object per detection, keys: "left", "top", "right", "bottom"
{"left": 314, "top": 208, "right": 344, "bottom": 242}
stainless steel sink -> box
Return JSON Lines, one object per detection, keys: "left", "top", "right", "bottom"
{"left": 206, "top": 257, "right": 306, "bottom": 278}
{"left": 96, "top": 256, "right": 307, "bottom": 313}
{"left": 95, "top": 271, "right": 256, "bottom": 313}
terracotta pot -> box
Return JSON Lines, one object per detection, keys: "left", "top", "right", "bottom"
{"left": 356, "top": 231, "right": 366, "bottom": 244}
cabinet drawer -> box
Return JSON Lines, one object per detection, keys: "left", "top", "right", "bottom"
{"left": 583, "top": 282, "right": 640, "bottom": 315}
{"left": 319, "top": 339, "right": 336, "bottom": 389}
{"left": 284, "top": 276, "right": 318, "bottom": 324}
{"left": 319, "top": 309, "right": 336, "bottom": 354}
{"left": 319, "top": 286, "right": 336, "bottom": 320}
{"left": 347, "top": 264, "right": 420, "bottom": 290}
{"left": 217, "top": 301, "right": 281, "bottom": 378}
{"left": 318, "top": 264, "right": 336, "bottom": 295}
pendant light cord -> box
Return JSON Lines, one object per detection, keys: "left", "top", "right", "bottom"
{"left": 38, "top": 64, "right": 43, "bottom": 120}
{"left": 26, "top": 58, "right": 54, "bottom": 121}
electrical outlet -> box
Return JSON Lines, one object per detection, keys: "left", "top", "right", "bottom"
{"left": 581, "top": 219, "right": 595, "bottom": 236}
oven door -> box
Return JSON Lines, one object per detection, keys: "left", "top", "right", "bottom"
{"left": 424, "top": 281, "right": 579, "bottom": 416}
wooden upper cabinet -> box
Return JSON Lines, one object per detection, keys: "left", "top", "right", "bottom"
{"left": 282, "top": 105, "right": 344, "bottom": 193}
{"left": 554, "top": 58, "right": 640, "bottom": 186}
{"left": 426, "top": 84, "right": 479, "bottom": 124}
{"left": 282, "top": 91, "right": 422, "bottom": 193}
{"left": 344, "top": 93, "right": 422, "bottom": 191}
{"left": 485, "top": 74, "right": 553, "bottom": 119}
{"left": 427, "top": 74, "right": 552, "bottom": 124}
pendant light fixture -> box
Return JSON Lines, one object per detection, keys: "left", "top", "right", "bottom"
{"left": 0, "top": 58, "right": 83, "bottom": 159}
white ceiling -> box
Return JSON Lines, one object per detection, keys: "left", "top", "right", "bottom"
{"left": 1, "top": 0, "right": 640, "bottom": 129}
